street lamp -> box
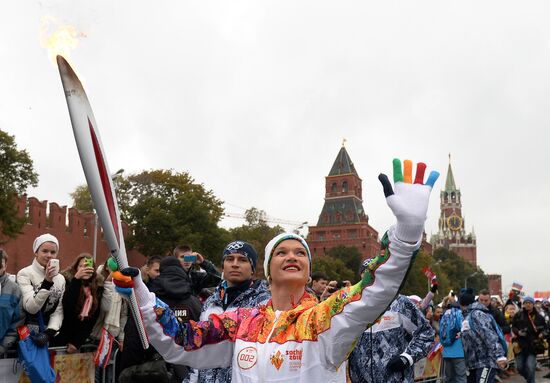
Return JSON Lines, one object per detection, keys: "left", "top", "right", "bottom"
{"left": 465, "top": 271, "right": 478, "bottom": 289}
{"left": 92, "top": 169, "right": 124, "bottom": 261}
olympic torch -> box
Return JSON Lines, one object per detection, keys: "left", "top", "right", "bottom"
{"left": 57, "top": 55, "right": 149, "bottom": 349}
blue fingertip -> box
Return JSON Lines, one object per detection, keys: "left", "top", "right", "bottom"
{"left": 425, "top": 171, "right": 440, "bottom": 187}
{"left": 115, "top": 286, "right": 133, "bottom": 296}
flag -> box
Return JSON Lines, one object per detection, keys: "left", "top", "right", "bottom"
{"left": 512, "top": 281, "right": 523, "bottom": 291}
{"left": 422, "top": 266, "right": 436, "bottom": 281}
{"left": 94, "top": 328, "right": 114, "bottom": 368}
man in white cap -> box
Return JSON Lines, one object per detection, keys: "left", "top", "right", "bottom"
{"left": 16, "top": 234, "right": 65, "bottom": 344}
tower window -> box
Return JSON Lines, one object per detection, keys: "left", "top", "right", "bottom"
{"left": 331, "top": 183, "right": 337, "bottom": 193}
{"left": 342, "top": 181, "right": 348, "bottom": 193}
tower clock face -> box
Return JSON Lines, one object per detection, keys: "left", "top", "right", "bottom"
{"left": 447, "top": 215, "right": 462, "bottom": 231}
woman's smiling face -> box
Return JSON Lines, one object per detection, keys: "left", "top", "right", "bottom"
{"left": 269, "top": 239, "right": 309, "bottom": 286}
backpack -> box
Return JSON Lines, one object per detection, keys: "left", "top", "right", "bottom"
{"left": 467, "top": 309, "right": 508, "bottom": 355}
{"left": 440, "top": 308, "right": 461, "bottom": 347}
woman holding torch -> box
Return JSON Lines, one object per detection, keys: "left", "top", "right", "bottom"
{"left": 114, "top": 159, "right": 439, "bottom": 382}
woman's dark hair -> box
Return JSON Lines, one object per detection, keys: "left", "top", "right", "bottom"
{"left": 62, "top": 253, "right": 101, "bottom": 316}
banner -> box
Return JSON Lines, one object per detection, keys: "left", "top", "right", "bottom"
{"left": 19, "top": 352, "right": 95, "bottom": 383}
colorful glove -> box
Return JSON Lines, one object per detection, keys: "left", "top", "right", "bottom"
{"left": 112, "top": 267, "right": 140, "bottom": 296}
{"left": 378, "top": 159, "right": 439, "bottom": 242}
{"left": 387, "top": 355, "right": 410, "bottom": 372}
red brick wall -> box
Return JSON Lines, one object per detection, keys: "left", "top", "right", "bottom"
{"left": 307, "top": 223, "right": 379, "bottom": 260}
{"left": 488, "top": 274, "right": 502, "bottom": 297}
{"left": 451, "top": 245, "right": 477, "bottom": 266}
{"left": 0, "top": 195, "right": 145, "bottom": 275}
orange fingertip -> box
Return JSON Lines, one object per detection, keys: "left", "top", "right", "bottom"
{"left": 414, "top": 162, "right": 427, "bottom": 184}
{"left": 112, "top": 271, "right": 132, "bottom": 283}
{"left": 403, "top": 160, "right": 413, "bottom": 183}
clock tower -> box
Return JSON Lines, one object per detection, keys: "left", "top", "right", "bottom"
{"left": 431, "top": 155, "right": 477, "bottom": 265}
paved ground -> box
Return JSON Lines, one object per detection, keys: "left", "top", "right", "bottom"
{"left": 503, "top": 366, "right": 550, "bottom": 382}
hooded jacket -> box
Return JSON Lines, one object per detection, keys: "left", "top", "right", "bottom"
{"left": 348, "top": 295, "right": 435, "bottom": 383}
{"left": 137, "top": 228, "right": 420, "bottom": 383}
{"left": 149, "top": 257, "right": 203, "bottom": 322}
{"left": 461, "top": 302, "right": 506, "bottom": 370}
{"left": 120, "top": 257, "right": 203, "bottom": 375}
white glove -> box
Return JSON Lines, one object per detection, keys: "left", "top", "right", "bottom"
{"left": 379, "top": 159, "right": 439, "bottom": 243}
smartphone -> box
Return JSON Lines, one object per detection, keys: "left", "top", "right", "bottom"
{"left": 183, "top": 255, "right": 197, "bottom": 263}
{"left": 49, "top": 259, "right": 60, "bottom": 275}
{"left": 84, "top": 257, "right": 94, "bottom": 268}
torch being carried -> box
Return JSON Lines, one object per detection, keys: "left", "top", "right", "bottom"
{"left": 56, "top": 55, "right": 149, "bottom": 349}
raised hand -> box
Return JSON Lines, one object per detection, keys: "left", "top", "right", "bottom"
{"left": 110, "top": 257, "right": 140, "bottom": 297}
{"left": 378, "top": 159, "right": 439, "bottom": 243}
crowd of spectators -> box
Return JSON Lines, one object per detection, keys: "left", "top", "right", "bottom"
{"left": 0, "top": 234, "right": 548, "bottom": 383}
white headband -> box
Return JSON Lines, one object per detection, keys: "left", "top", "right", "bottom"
{"left": 263, "top": 233, "right": 311, "bottom": 278}
{"left": 33, "top": 234, "right": 59, "bottom": 254}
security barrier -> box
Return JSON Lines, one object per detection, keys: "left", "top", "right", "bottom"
{"left": 0, "top": 345, "right": 97, "bottom": 383}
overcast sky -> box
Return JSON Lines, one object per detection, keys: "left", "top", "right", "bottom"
{"left": 1, "top": 1, "right": 548, "bottom": 294}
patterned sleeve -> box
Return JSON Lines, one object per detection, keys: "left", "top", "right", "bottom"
{"left": 399, "top": 296, "right": 435, "bottom": 362}
{"left": 137, "top": 278, "right": 237, "bottom": 369}
{"left": 310, "top": 228, "right": 421, "bottom": 368}
{"left": 473, "top": 311, "right": 505, "bottom": 359}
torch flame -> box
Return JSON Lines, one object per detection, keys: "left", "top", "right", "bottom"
{"left": 40, "top": 16, "right": 86, "bottom": 72}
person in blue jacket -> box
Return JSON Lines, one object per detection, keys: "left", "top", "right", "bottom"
{"left": 439, "top": 295, "right": 467, "bottom": 383}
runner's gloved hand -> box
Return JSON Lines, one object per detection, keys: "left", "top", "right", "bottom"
{"left": 378, "top": 159, "right": 439, "bottom": 243}
{"left": 107, "top": 256, "right": 138, "bottom": 296}
{"left": 387, "top": 355, "right": 410, "bottom": 372}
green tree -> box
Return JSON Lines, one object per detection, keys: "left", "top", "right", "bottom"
{"left": 325, "top": 246, "right": 363, "bottom": 283}
{"left": 116, "top": 169, "right": 227, "bottom": 260}
{"left": 400, "top": 251, "right": 450, "bottom": 299}
{"left": 433, "top": 248, "right": 488, "bottom": 294}
{"left": 312, "top": 256, "right": 355, "bottom": 282}
{"left": 69, "top": 184, "right": 94, "bottom": 212}
{"left": 228, "top": 207, "right": 284, "bottom": 278}
{"left": 0, "top": 130, "right": 38, "bottom": 239}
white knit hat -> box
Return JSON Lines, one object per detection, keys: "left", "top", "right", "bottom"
{"left": 32, "top": 234, "right": 59, "bottom": 254}
{"left": 263, "top": 233, "right": 311, "bottom": 278}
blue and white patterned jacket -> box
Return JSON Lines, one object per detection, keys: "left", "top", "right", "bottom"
{"left": 348, "top": 294, "right": 435, "bottom": 383}
{"left": 184, "top": 279, "right": 271, "bottom": 383}
{"left": 461, "top": 302, "right": 506, "bottom": 370}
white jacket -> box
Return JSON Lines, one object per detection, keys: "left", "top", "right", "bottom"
{"left": 17, "top": 259, "right": 65, "bottom": 331}
{"left": 137, "top": 228, "right": 419, "bottom": 382}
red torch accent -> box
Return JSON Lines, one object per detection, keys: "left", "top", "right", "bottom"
{"left": 89, "top": 117, "right": 120, "bottom": 245}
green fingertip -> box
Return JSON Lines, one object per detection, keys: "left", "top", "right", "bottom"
{"left": 392, "top": 158, "right": 404, "bottom": 183}
{"left": 107, "top": 257, "right": 118, "bottom": 272}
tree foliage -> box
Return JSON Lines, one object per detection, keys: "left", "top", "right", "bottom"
{"left": 0, "top": 130, "right": 38, "bottom": 238}
{"left": 118, "top": 170, "right": 227, "bottom": 259}
{"left": 228, "top": 207, "right": 284, "bottom": 278}
{"left": 312, "top": 256, "right": 355, "bottom": 283}
{"left": 69, "top": 184, "right": 94, "bottom": 212}
{"left": 324, "top": 246, "right": 363, "bottom": 283}
{"left": 433, "top": 248, "right": 488, "bottom": 294}
{"left": 71, "top": 169, "right": 228, "bottom": 261}
{"left": 400, "top": 248, "right": 489, "bottom": 303}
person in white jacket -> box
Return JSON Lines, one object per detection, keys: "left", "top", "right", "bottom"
{"left": 115, "top": 159, "right": 440, "bottom": 383}
{"left": 16, "top": 234, "right": 65, "bottom": 343}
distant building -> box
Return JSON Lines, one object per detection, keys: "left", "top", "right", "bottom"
{"left": 487, "top": 274, "right": 503, "bottom": 297}
{"left": 307, "top": 144, "right": 379, "bottom": 260}
{"left": 431, "top": 155, "right": 477, "bottom": 266}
